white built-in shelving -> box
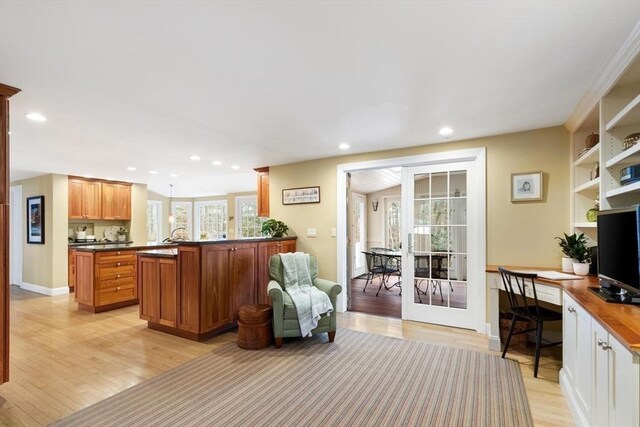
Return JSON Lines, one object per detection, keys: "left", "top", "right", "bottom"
{"left": 605, "top": 94, "right": 640, "bottom": 131}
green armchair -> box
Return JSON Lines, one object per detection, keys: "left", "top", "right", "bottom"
{"left": 267, "top": 254, "right": 342, "bottom": 348}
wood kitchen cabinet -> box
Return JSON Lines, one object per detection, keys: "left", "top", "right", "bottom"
{"left": 140, "top": 237, "right": 295, "bottom": 341}
{"left": 68, "top": 248, "right": 77, "bottom": 291}
{"left": 68, "top": 178, "right": 102, "bottom": 220}
{"left": 255, "top": 167, "right": 269, "bottom": 217}
{"left": 139, "top": 255, "right": 177, "bottom": 328}
{"left": 68, "top": 177, "right": 131, "bottom": 220}
{"left": 101, "top": 183, "right": 131, "bottom": 220}
{"left": 257, "top": 238, "right": 296, "bottom": 304}
{"left": 74, "top": 248, "right": 138, "bottom": 312}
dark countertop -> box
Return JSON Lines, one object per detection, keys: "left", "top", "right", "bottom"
{"left": 173, "top": 236, "right": 297, "bottom": 245}
{"left": 137, "top": 248, "right": 178, "bottom": 258}
{"left": 75, "top": 237, "right": 297, "bottom": 252}
{"left": 69, "top": 240, "right": 133, "bottom": 247}
{"left": 75, "top": 243, "right": 178, "bottom": 252}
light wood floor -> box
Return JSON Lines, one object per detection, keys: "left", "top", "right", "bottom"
{"left": 0, "top": 287, "right": 572, "bottom": 426}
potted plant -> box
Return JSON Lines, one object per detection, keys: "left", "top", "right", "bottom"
{"left": 555, "top": 233, "right": 586, "bottom": 273}
{"left": 571, "top": 238, "right": 592, "bottom": 276}
{"left": 261, "top": 219, "right": 289, "bottom": 238}
{"left": 116, "top": 227, "right": 127, "bottom": 242}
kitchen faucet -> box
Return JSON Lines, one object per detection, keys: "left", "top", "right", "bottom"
{"left": 162, "top": 227, "right": 187, "bottom": 242}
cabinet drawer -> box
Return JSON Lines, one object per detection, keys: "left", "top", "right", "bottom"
{"left": 97, "top": 262, "right": 136, "bottom": 278}
{"left": 97, "top": 275, "right": 135, "bottom": 290}
{"left": 501, "top": 282, "right": 562, "bottom": 306}
{"left": 96, "top": 284, "right": 135, "bottom": 306}
{"left": 96, "top": 252, "right": 136, "bottom": 264}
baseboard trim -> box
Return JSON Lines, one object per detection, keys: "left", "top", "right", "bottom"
{"left": 19, "top": 282, "right": 70, "bottom": 297}
{"left": 559, "top": 369, "right": 589, "bottom": 427}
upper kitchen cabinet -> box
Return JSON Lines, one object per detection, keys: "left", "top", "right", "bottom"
{"left": 102, "top": 183, "right": 131, "bottom": 220}
{"left": 68, "top": 177, "right": 131, "bottom": 220}
{"left": 255, "top": 167, "right": 269, "bottom": 217}
{"left": 68, "top": 178, "right": 102, "bottom": 219}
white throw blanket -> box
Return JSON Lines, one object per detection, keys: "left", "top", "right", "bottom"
{"left": 280, "top": 252, "right": 333, "bottom": 337}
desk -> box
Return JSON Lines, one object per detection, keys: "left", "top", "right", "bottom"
{"left": 486, "top": 265, "right": 640, "bottom": 353}
{"left": 487, "top": 266, "right": 640, "bottom": 427}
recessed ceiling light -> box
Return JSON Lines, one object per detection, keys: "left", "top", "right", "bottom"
{"left": 26, "top": 112, "right": 46, "bottom": 122}
{"left": 212, "top": 160, "right": 222, "bottom": 166}
{"left": 126, "top": 166, "right": 137, "bottom": 171}
{"left": 149, "top": 170, "right": 159, "bottom": 174}
{"left": 438, "top": 127, "right": 453, "bottom": 136}
{"left": 169, "top": 173, "right": 178, "bottom": 177}
{"left": 338, "top": 143, "right": 350, "bottom": 150}
{"left": 190, "top": 155, "right": 200, "bottom": 161}
{"left": 231, "top": 165, "right": 240, "bottom": 170}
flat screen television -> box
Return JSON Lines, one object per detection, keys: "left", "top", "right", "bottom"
{"left": 595, "top": 205, "right": 640, "bottom": 304}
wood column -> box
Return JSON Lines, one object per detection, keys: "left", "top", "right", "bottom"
{"left": 0, "top": 82, "right": 21, "bottom": 384}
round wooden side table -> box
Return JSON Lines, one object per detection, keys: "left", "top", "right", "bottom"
{"left": 237, "top": 304, "right": 272, "bottom": 350}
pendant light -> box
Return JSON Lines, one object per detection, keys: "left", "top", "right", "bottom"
{"left": 168, "top": 184, "right": 175, "bottom": 224}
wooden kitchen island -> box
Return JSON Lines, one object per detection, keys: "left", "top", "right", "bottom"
{"left": 74, "top": 243, "right": 176, "bottom": 312}
{"left": 137, "top": 237, "right": 296, "bottom": 341}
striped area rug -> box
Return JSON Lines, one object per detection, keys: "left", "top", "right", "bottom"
{"left": 53, "top": 329, "right": 532, "bottom": 427}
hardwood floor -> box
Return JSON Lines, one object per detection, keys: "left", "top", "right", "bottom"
{"left": 0, "top": 286, "right": 572, "bottom": 426}
{"left": 349, "top": 275, "right": 402, "bottom": 317}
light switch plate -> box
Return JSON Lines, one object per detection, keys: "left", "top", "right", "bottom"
{"left": 307, "top": 228, "right": 317, "bottom": 238}
{"left": 331, "top": 228, "right": 336, "bottom": 237}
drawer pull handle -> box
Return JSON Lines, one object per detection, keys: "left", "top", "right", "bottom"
{"left": 567, "top": 307, "right": 576, "bottom": 313}
{"left": 597, "top": 339, "right": 611, "bottom": 350}
{"left": 116, "top": 286, "right": 120, "bottom": 291}
{"left": 117, "top": 274, "right": 120, "bottom": 278}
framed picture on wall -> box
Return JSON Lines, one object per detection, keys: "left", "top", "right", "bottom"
{"left": 511, "top": 172, "right": 543, "bottom": 202}
{"left": 282, "top": 186, "right": 321, "bottom": 205}
{"left": 26, "top": 196, "right": 45, "bottom": 244}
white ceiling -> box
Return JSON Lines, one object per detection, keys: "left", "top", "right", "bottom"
{"left": 1, "top": 1, "right": 639, "bottom": 197}
{"left": 350, "top": 168, "right": 401, "bottom": 195}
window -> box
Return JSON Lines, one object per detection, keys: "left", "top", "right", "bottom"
{"left": 171, "top": 201, "right": 193, "bottom": 240}
{"left": 385, "top": 197, "right": 402, "bottom": 250}
{"left": 146, "top": 200, "right": 162, "bottom": 243}
{"left": 195, "top": 201, "right": 227, "bottom": 240}
{"left": 236, "top": 196, "right": 264, "bottom": 238}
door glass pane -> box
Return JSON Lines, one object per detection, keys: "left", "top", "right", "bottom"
{"left": 414, "top": 200, "right": 430, "bottom": 225}
{"left": 414, "top": 174, "right": 430, "bottom": 198}
{"left": 431, "top": 199, "right": 448, "bottom": 225}
{"left": 450, "top": 171, "right": 467, "bottom": 197}
{"left": 450, "top": 199, "right": 466, "bottom": 225}
{"left": 430, "top": 226, "right": 448, "bottom": 253}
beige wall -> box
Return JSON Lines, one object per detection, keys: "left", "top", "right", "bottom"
{"left": 129, "top": 183, "right": 148, "bottom": 244}
{"left": 362, "top": 185, "right": 401, "bottom": 249}
{"left": 11, "top": 174, "right": 68, "bottom": 289}
{"left": 270, "top": 126, "right": 570, "bottom": 282}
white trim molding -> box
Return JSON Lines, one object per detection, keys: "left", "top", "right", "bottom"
{"left": 19, "top": 282, "right": 70, "bottom": 297}
{"left": 566, "top": 20, "right": 640, "bottom": 132}
{"left": 336, "top": 147, "right": 487, "bottom": 334}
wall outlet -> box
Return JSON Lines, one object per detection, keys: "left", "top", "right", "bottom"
{"left": 307, "top": 228, "right": 317, "bottom": 238}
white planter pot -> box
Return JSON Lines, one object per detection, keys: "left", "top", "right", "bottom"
{"left": 573, "top": 262, "right": 590, "bottom": 276}
{"left": 561, "top": 257, "right": 575, "bottom": 273}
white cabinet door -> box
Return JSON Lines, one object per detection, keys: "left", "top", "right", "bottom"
{"left": 592, "top": 320, "right": 610, "bottom": 427}
{"left": 575, "top": 302, "right": 594, "bottom": 420}
{"left": 609, "top": 334, "right": 640, "bottom": 427}
{"left": 563, "top": 292, "right": 578, "bottom": 385}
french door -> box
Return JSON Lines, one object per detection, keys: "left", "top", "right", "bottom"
{"left": 401, "top": 160, "right": 479, "bottom": 329}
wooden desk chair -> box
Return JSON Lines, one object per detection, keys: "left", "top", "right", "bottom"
{"left": 499, "top": 267, "right": 563, "bottom": 378}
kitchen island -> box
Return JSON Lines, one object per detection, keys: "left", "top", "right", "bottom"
{"left": 137, "top": 237, "right": 296, "bottom": 341}
{"left": 73, "top": 243, "right": 176, "bottom": 312}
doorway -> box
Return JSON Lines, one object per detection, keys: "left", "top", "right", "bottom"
{"left": 337, "top": 148, "right": 486, "bottom": 332}
{"left": 9, "top": 185, "right": 22, "bottom": 286}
